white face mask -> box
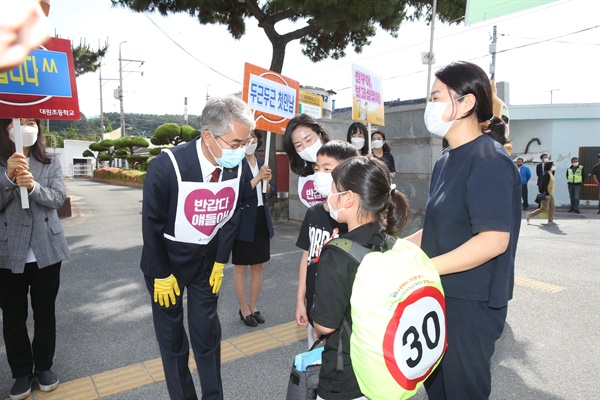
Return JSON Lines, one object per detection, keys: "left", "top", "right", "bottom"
{"left": 327, "top": 191, "right": 347, "bottom": 222}
{"left": 572, "top": 162, "right": 579, "bottom": 167}
{"left": 313, "top": 172, "right": 333, "bottom": 197}
{"left": 424, "top": 95, "right": 465, "bottom": 137}
{"left": 297, "top": 138, "right": 322, "bottom": 163}
{"left": 350, "top": 137, "right": 365, "bottom": 150}
{"left": 9, "top": 125, "right": 39, "bottom": 147}
{"left": 551, "top": 166, "right": 557, "bottom": 171}
{"left": 245, "top": 142, "right": 258, "bottom": 155}
{"left": 372, "top": 140, "right": 384, "bottom": 149}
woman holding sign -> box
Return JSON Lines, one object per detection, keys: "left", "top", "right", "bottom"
{"left": 0, "top": 118, "right": 69, "bottom": 399}
{"left": 232, "top": 130, "right": 275, "bottom": 327}
{"left": 407, "top": 61, "right": 521, "bottom": 399}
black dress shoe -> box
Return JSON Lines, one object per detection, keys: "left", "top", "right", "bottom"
{"left": 252, "top": 311, "right": 265, "bottom": 324}
{"left": 239, "top": 310, "right": 258, "bottom": 327}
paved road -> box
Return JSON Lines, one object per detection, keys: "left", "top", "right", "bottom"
{"left": 1, "top": 178, "right": 599, "bottom": 399}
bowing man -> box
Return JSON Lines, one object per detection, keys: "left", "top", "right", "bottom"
{"left": 141, "top": 96, "right": 255, "bottom": 400}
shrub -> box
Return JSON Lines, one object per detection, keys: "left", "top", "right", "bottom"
{"left": 94, "top": 167, "right": 146, "bottom": 185}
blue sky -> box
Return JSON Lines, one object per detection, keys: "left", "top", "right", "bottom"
{"left": 48, "top": 0, "right": 600, "bottom": 117}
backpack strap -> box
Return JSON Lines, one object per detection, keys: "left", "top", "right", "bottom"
{"left": 331, "top": 319, "right": 353, "bottom": 393}
{"left": 326, "top": 238, "right": 372, "bottom": 264}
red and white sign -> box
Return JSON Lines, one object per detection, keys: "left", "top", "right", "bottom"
{"left": 0, "top": 37, "right": 80, "bottom": 120}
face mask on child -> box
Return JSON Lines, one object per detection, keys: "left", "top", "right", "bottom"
{"left": 327, "top": 191, "right": 347, "bottom": 222}
{"left": 313, "top": 172, "right": 333, "bottom": 196}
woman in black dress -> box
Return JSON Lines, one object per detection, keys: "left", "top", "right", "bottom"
{"left": 232, "top": 131, "right": 275, "bottom": 327}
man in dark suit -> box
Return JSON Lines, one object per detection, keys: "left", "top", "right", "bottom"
{"left": 536, "top": 154, "right": 548, "bottom": 190}
{"left": 535, "top": 153, "right": 548, "bottom": 204}
{"left": 141, "top": 96, "right": 254, "bottom": 400}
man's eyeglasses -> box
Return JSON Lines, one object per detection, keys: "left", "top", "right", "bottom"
{"left": 217, "top": 135, "right": 251, "bottom": 150}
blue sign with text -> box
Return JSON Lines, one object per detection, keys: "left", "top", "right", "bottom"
{"left": 0, "top": 49, "right": 72, "bottom": 97}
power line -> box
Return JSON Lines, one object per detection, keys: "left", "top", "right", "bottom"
{"left": 502, "top": 34, "right": 599, "bottom": 46}
{"left": 334, "top": 24, "right": 600, "bottom": 92}
{"left": 143, "top": 14, "right": 241, "bottom": 85}
{"left": 496, "top": 25, "right": 600, "bottom": 54}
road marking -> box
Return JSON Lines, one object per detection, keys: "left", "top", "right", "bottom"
{"left": 514, "top": 275, "right": 566, "bottom": 293}
{"left": 31, "top": 321, "right": 306, "bottom": 399}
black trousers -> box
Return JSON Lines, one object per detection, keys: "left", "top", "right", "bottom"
{"left": 145, "top": 268, "right": 223, "bottom": 400}
{"left": 521, "top": 184, "right": 529, "bottom": 208}
{"left": 425, "top": 298, "right": 507, "bottom": 400}
{"left": 0, "top": 262, "right": 61, "bottom": 378}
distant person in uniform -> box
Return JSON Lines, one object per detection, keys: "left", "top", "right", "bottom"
{"left": 591, "top": 154, "right": 600, "bottom": 214}
{"left": 566, "top": 157, "right": 584, "bottom": 214}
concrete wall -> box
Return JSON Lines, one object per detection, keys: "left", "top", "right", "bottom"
{"left": 509, "top": 109, "right": 600, "bottom": 207}
{"left": 51, "top": 140, "right": 95, "bottom": 177}
{"left": 288, "top": 106, "right": 438, "bottom": 236}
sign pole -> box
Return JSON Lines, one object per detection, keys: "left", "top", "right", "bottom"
{"left": 12, "top": 118, "right": 30, "bottom": 209}
{"left": 263, "top": 131, "right": 271, "bottom": 193}
{"left": 367, "top": 122, "right": 372, "bottom": 155}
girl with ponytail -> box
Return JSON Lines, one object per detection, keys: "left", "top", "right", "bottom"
{"left": 310, "top": 157, "right": 410, "bottom": 399}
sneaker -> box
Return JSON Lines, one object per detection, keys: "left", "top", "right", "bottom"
{"left": 35, "top": 369, "right": 59, "bottom": 392}
{"left": 9, "top": 375, "right": 33, "bottom": 400}
{"left": 574, "top": 210, "right": 581, "bottom": 214}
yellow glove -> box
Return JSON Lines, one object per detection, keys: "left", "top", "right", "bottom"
{"left": 209, "top": 262, "right": 225, "bottom": 294}
{"left": 153, "top": 274, "right": 181, "bottom": 308}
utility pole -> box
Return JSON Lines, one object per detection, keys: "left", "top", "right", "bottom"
{"left": 490, "top": 25, "right": 497, "bottom": 80}
{"left": 425, "top": 0, "right": 437, "bottom": 101}
{"left": 118, "top": 41, "right": 144, "bottom": 138}
{"left": 119, "top": 41, "right": 125, "bottom": 138}
{"left": 99, "top": 64, "right": 119, "bottom": 141}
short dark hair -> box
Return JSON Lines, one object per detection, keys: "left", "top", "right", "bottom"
{"left": 317, "top": 140, "right": 358, "bottom": 162}
{"left": 517, "top": 158, "right": 523, "bottom": 162}
{"left": 571, "top": 157, "right": 578, "bottom": 162}
{"left": 541, "top": 153, "right": 548, "bottom": 159}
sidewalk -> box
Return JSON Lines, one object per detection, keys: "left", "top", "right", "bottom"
{"left": 1, "top": 179, "right": 599, "bottom": 399}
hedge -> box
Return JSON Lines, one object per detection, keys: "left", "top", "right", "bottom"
{"left": 94, "top": 167, "right": 146, "bottom": 185}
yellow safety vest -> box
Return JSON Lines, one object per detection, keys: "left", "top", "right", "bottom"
{"left": 567, "top": 165, "right": 583, "bottom": 183}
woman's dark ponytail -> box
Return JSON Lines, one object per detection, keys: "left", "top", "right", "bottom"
{"left": 332, "top": 157, "right": 411, "bottom": 236}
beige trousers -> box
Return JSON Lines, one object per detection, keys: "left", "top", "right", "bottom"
{"left": 529, "top": 195, "right": 555, "bottom": 222}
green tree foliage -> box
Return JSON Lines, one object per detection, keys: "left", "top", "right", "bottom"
{"left": 92, "top": 139, "right": 116, "bottom": 167}
{"left": 149, "top": 147, "right": 162, "bottom": 156}
{"left": 82, "top": 149, "right": 99, "bottom": 168}
{"left": 112, "top": 0, "right": 465, "bottom": 73}
{"left": 114, "top": 136, "right": 150, "bottom": 156}
{"left": 181, "top": 124, "right": 201, "bottom": 142}
{"left": 47, "top": 112, "right": 200, "bottom": 142}
{"left": 72, "top": 39, "right": 109, "bottom": 77}
{"left": 127, "top": 155, "right": 150, "bottom": 170}
{"left": 45, "top": 134, "right": 63, "bottom": 148}
{"left": 151, "top": 123, "right": 195, "bottom": 147}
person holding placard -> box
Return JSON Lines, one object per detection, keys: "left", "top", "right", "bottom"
{"left": 0, "top": 117, "right": 69, "bottom": 400}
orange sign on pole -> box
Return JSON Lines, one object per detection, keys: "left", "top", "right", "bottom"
{"left": 242, "top": 63, "right": 299, "bottom": 134}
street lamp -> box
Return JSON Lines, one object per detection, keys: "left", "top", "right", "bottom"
{"left": 126, "top": 124, "right": 147, "bottom": 137}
